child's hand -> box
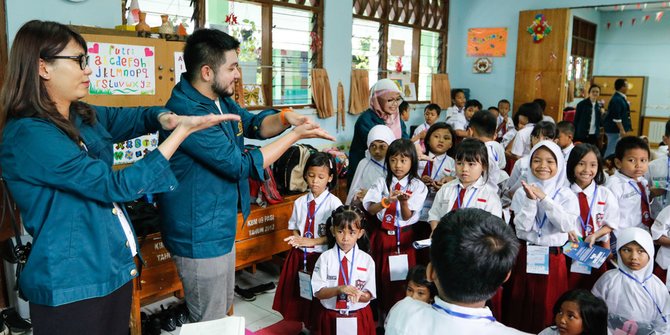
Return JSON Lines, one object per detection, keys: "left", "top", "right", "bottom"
{"left": 420, "top": 175, "right": 433, "bottom": 185}
{"left": 418, "top": 130, "right": 427, "bottom": 140}
{"left": 348, "top": 289, "right": 365, "bottom": 304}
{"left": 568, "top": 231, "right": 580, "bottom": 243}
{"left": 521, "top": 181, "right": 538, "bottom": 200}
{"left": 283, "top": 236, "right": 313, "bottom": 248}
{"left": 339, "top": 285, "right": 359, "bottom": 297}
{"left": 528, "top": 184, "right": 546, "bottom": 200}
{"left": 584, "top": 234, "right": 597, "bottom": 248}
{"left": 355, "top": 188, "right": 368, "bottom": 200}
{"left": 396, "top": 191, "right": 412, "bottom": 202}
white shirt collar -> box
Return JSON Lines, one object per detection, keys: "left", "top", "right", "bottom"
{"left": 570, "top": 180, "right": 596, "bottom": 194}
{"left": 614, "top": 170, "right": 645, "bottom": 183}
{"left": 458, "top": 176, "right": 486, "bottom": 190}
{"left": 392, "top": 175, "right": 410, "bottom": 188}
{"left": 338, "top": 244, "right": 357, "bottom": 262}
{"left": 308, "top": 190, "right": 331, "bottom": 204}
{"left": 433, "top": 297, "right": 494, "bottom": 318}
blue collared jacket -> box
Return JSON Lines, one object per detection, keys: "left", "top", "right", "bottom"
{"left": 158, "top": 75, "right": 277, "bottom": 259}
{"left": 0, "top": 105, "right": 178, "bottom": 306}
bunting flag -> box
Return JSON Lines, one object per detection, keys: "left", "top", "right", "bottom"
{"left": 632, "top": 18, "right": 636, "bottom": 26}
{"left": 656, "top": 11, "right": 664, "bottom": 22}
{"left": 607, "top": 22, "right": 611, "bottom": 29}
{"left": 636, "top": 3, "right": 641, "bottom": 9}
{"left": 619, "top": 20, "right": 623, "bottom": 28}
{"left": 644, "top": 15, "right": 651, "bottom": 22}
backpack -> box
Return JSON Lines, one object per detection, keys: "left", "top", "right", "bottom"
{"left": 246, "top": 145, "right": 284, "bottom": 207}
{"left": 322, "top": 147, "right": 349, "bottom": 179}
{"left": 273, "top": 144, "right": 317, "bottom": 194}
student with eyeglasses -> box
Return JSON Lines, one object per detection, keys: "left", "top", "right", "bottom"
{"left": 0, "top": 20, "right": 239, "bottom": 335}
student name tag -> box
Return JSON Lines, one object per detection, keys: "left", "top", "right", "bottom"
{"left": 336, "top": 316, "right": 357, "bottom": 335}
{"left": 298, "top": 271, "right": 313, "bottom": 300}
{"left": 666, "top": 268, "right": 670, "bottom": 291}
{"left": 389, "top": 254, "right": 409, "bottom": 281}
{"left": 570, "top": 261, "right": 592, "bottom": 275}
{"left": 526, "top": 244, "right": 549, "bottom": 275}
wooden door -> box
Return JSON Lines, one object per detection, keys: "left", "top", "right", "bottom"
{"left": 513, "top": 9, "right": 570, "bottom": 121}
{"left": 592, "top": 76, "right": 646, "bottom": 136}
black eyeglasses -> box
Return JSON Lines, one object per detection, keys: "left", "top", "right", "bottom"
{"left": 45, "top": 54, "right": 89, "bottom": 70}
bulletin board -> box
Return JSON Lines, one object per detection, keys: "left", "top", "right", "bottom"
{"left": 466, "top": 28, "right": 508, "bottom": 57}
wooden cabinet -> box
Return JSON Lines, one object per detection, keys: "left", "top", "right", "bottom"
{"left": 592, "top": 76, "right": 647, "bottom": 136}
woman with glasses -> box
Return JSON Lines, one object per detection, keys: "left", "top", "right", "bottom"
{"left": 347, "top": 79, "right": 408, "bottom": 189}
{"left": 0, "top": 20, "right": 239, "bottom": 335}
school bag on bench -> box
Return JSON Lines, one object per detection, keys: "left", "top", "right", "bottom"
{"left": 245, "top": 145, "right": 283, "bottom": 207}
{"left": 273, "top": 144, "right": 317, "bottom": 194}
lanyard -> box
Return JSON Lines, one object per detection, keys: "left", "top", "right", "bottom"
{"left": 579, "top": 186, "right": 598, "bottom": 236}
{"left": 432, "top": 155, "right": 448, "bottom": 180}
{"left": 665, "top": 156, "right": 670, "bottom": 206}
{"left": 391, "top": 182, "right": 409, "bottom": 254}
{"left": 303, "top": 193, "right": 330, "bottom": 271}
{"left": 456, "top": 185, "right": 478, "bottom": 209}
{"left": 488, "top": 144, "right": 499, "bottom": 163}
{"left": 432, "top": 303, "right": 496, "bottom": 322}
{"left": 628, "top": 181, "right": 649, "bottom": 207}
{"left": 336, "top": 246, "right": 356, "bottom": 312}
{"left": 536, "top": 189, "right": 562, "bottom": 238}
{"left": 370, "top": 159, "right": 386, "bottom": 172}
{"left": 618, "top": 269, "right": 668, "bottom": 323}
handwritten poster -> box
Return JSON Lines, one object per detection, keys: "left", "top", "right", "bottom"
{"left": 466, "top": 28, "right": 508, "bottom": 57}
{"left": 113, "top": 133, "right": 159, "bottom": 165}
{"left": 174, "top": 52, "right": 186, "bottom": 83}
{"left": 87, "top": 42, "right": 156, "bottom": 95}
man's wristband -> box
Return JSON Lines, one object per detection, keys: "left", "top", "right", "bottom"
{"left": 280, "top": 108, "right": 291, "bottom": 126}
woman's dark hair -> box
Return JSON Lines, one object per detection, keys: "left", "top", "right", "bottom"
{"left": 455, "top": 138, "right": 489, "bottom": 183}
{"left": 303, "top": 152, "right": 337, "bottom": 189}
{"left": 325, "top": 205, "right": 369, "bottom": 252}
{"left": 566, "top": 144, "right": 605, "bottom": 186}
{"left": 385, "top": 139, "right": 420, "bottom": 189}
{"left": 424, "top": 122, "right": 455, "bottom": 156}
{"left": 588, "top": 84, "right": 601, "bottom": 93}
{"left": 552, "top": 289, "right": 608, "bottom": 335}
{"left": 0, "top": 20, "right": 96, "bottom": 141}
{"left": 406, "top": 265, "right": 437, "bottom": 299}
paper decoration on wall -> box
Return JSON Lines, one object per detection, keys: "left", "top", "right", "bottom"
{"left": 403, "top": 83, "right": 417, "bottom": 101}
{"left": 113, "top": 133, "right": 158, "bottom": 165}
{"left": 243, "top": 84, "right": 264, "bottom": 106}
{"left": 389, "top": 39, "right": 405, "bottom": 56}
{"left": 387, "top": 72, "right": 415, "bottom": 100}
{"left": 472, "top": 58, "right": 492, "bottom": 74}
{"left": 466, "top": 28, "right": 508, "bottom": 57}
{"left": 88, "top": 42, "right": 156, "bottom": 95}
{"left": 174, "top": 52, "right": 186, "bottom": 84}
{"left": 310, "top": 31, "right": 322, "bottom": 53}
{"left": 527, "top": 14, "right": 552, "bottom": 43}
{"left": 656, "top": 11, "right": 664, "bottom": 22}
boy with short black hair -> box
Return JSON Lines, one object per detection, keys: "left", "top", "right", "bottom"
{"left": 445, "top": 89, "right": 466, "bottom": 121}
{"left": 412, "top": 103, "right": 442, "bottom": 151}
{"left": 555, "top": 121, "right": 575, "bottom": 160}
{"left": 399, "top": 100, "right": 411, "bottom": 122}
{"left": 470, "top": 110, "right": 508, "bottom": 192}
{"left": 448, "top": 99, "right": 482, "bottom": 138}
{"left": 533, "top": 98, "right": 555, "bottom": 124}
{"left": 510, "top": 102, "right": 543, "bottom": 159}
{"left": 646, "top": 120, "right": 670, "bottom": 218}
{"left": 606, "top": 136, "right": 653, "bottom": 230}
{"left": 385, "top": 209, "right": 527, "bottom": 335}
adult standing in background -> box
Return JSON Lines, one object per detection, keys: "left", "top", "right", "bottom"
{"left": 158, "top": 29, "right": 334, "bottom": 322}
{"left": 347, "top": 79, "right": 408, "bottom": 189}
{"left": 0, "top": 20, "right": 236, "bottom": 335}
{"left": 603, "top": 78, "right": 632, "bottom": 158}
{"left": 573, "top": 84, "right": 605, "bottom": 149}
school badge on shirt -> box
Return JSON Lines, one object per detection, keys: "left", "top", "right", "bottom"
{"left": 237, "top": 121, "right": 243, "bottom": 136}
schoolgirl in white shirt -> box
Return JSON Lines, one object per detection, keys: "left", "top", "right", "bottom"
{"left": 505, "top": 141, "right": 579, "bottom": 333}
{"left": 565, "top": 144, "right": 618, "bottom": 291}
{"left": 417, "top": 122, "right": 456, "bottom": 221}
{"left": 362, "top": 139, "right": 428, "bottom": 316}
{"left": 645, "top": 132, "right": 670, "bottom": 218}
{"left": 346, "top": 125, "right": 395, "bottom": 205}
{"left": 428, "top": 138, "right": 502, "bottom": 230}
{"left": 312, "top": 206, "right": 376, "bottom": 335}
{"left": 273, "top": 153, "right": 343, "bottom": 331}
{"left": 651, "top": 205, "right": 670, "bottom": 287}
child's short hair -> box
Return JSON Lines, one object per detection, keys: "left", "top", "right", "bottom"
{"left": 424, "top": 103, "right": 442, "bottom": 116}
{"left": 464, "top": 99, "right": 482, "bottom": 111}
{"left": 487, "top": 106, "right": 499, "bottom": 113}
{"left": 517, "top": 102, "right": 543, "bottom": 124}
{"left": 451, "top": 89, "right": 465, "bottom": 100}
{"left": 406, "top": 265, "right": 438, "bottom": 299}
{"left": 455, "top": 138, "right": 489, "bottom": 182}
{"left": 430, "top": 208, "right": 519, "bottom": 303}
{"left": 325, "top": 205, "right": 369, "bottom": 251}
{"left": 530, "top": 121, "right": 557, "bottom": 140}
{"left": 567, "top": 143, "right": 605, "bottom": 185}
{"left": 614, "top": 136, "right": 650, "bottom": 161}
{"left": 424, "top": 122, "right": 455, "bottom": 156}
{"left": 556, "top": 121, "right": 575, "bottom": 137}
{"left": 552, "top": 289, "right": 608, "bottom": 335}
{"left": 532, "top": 98, "right": 547, "bottom": 112}
{"left": 399, "top": 100, "right": 410, "bottom": 114}
{"left": 469, "top": 110, "right": 497, "bottom": 138}
{"left": 303, "top": 152, "right": 337, "bottom": 189}
{"left": 497, "top": 99, "right": 510, "bottom": 107}
{"left": 385, "top": 139, "right": 419, "bottom": 188}
{"left": 665, "top": 120, "right": 670, "bottom": 137}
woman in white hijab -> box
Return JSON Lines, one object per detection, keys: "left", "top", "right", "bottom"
{"left": 592, "top": 227, "right": 670, "bottom": 334}
{"left": 347, "top": 79, "right": 407, "bottom": 188}
{"left": 346, "top": 125, "right": 395, "bottom": 205}
{"left": 504, "top": 140, "right": 580, "bottom": 333}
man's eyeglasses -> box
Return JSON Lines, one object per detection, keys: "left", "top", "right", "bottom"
{"left": 45, "top": 54, "right": 89, "bottom": 70}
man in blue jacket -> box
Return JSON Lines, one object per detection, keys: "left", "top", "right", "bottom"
{"left": 158, "top": 29, "right": 334, "bottom": 322}
{"left": 603, "top": 78, "right": 632, "bottom": 157}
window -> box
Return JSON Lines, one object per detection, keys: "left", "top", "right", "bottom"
{"left": 272, "top": 6, "right": 313, "bottom": 105}
{"left": 352, "top": 0, "right": 448, "bottom": 102}
{"left": 568, "top": 17, "right": 596, "bottom": 98}
{"left": 124, "top": 0, "right": 195, "bottom": 34}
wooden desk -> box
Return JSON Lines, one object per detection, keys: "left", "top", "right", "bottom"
{"left": 129, "top": 194, "right": 301, "bottom": 335}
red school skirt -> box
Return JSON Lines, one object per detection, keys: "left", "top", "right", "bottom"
{"left": 368, "top": 221, "right": 416, "bottom": 315}
{"left": 273, "top": 247, "right": 321, "bottom": 326}
{"left": 503, "top": 242, "right": 569, "bottom": 334}
{"left": 313, "top": 304, "right": 375, "bottom": 335}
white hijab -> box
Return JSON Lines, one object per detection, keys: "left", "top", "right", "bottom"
{"left": 347, "top": 125, "right": 395, "bottom": 205}
{"left": 525, "top": 140, "right": 567, "bottom": 198}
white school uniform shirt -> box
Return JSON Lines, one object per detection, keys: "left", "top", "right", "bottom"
{"left": 504, "top": 156, "right": 530, "bottom": 202}
{"left": 418, "top": 153, "right": 456, "bottom": 221}
{"left": 363, "top": 175, "right": 428, "bottom": 227}
{"left": 537, "top": 327, "right": 560, "bottom": 335}
{"left": 412, "top": 123, "right": 430, "bottom": 141}
{"left": 646, "top": 155, "right": 670, "bottom": 218}
{"left": 651, "top": 206, "right": 670, "bottom": 270}
{"left": 311, "top": 244, "right": 376, "bottom": 311}
{"left": 446, "top": 113, "right": 469, "bottom": 131}
{"left": 385, "top": 297, "right": 531, "bottom": 335}
{"left": 511, "top": 124, "right": 536, "bottom": 157}
{"left": 542, "top": 115, "right": 555, "bottom": 124}
{"left": 561, "top": 143, "right": 574, "bottom": 161}
{"left": 428, "top": 177, "right": 503, "bottom": 222}
{"left": 569, "top": 181, "right": 619, "bottom": 242}
{"left": 444, "top": 106, "right": 464, "bottom": 121}
{"left": 485, "top": 140, "right": 508, "bottom": 191}
{"left": 288, "top": 190, "right": 343, "bottom": 253}
{"left": 511, "top": 187, "right": 580, "bottom": 246}
{"left": 592, "top": 227, "right": 670, "bottom": 334}
{"left": 606, "top": 171, "right": 650, "bottom": 231}
{"left": 346, "top": 157, "right": 387, "bottom": 205}
{"left": 501, "top": 128, "right": 517, "bottom": 149}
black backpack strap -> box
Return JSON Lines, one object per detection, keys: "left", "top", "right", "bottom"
{"left": 1, "top": 178, "right": 31, "bottom": 295}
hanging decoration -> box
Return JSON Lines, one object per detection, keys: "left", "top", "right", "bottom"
{"left": 310, "top": 31, "right": 322, "bottom": 53}
{"left": 527, "top": 14, "right": 552, "bottom": 43}
{"left": 619, "top": 20, "right": 623, "bottom": 28}
{"left": 225, "top": 1, "right": 238, "bottom": 26}
{"left": 472, "top": 58, "right": 492, "bottom": 74}
{"left": 644, "top": 15, "right": 651, "bottom": 22}
{"left": 607, "top": 22, "right": 611, "bottom": 29}
{"left": 632, "top": 18, "right": 637, "bottom": 26}
{"left": 395, "top": 57, "right": 403, "bottom": 72}
{"left": 656, "top": 11, "right": 664, "bottom": 22}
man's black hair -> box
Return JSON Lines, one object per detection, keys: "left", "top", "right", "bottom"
{"left": 183, "top": 28, "right": 241, "bottom": 83}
